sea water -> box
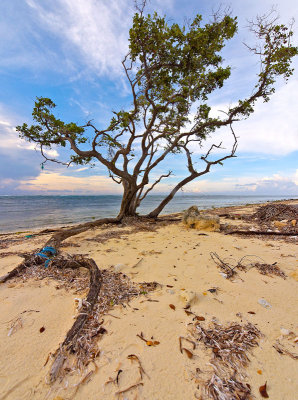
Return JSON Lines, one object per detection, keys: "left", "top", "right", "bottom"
{"left": 0, "top": 194, "right": 297, "bottom": 233}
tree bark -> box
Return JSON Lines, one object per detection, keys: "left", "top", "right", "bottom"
{"left": 118, "top": 181, "right": 139, "bottom": 218}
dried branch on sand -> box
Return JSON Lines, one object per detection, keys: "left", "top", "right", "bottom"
{"left": 210, "top": 252, "right": 287, "bottom": 280}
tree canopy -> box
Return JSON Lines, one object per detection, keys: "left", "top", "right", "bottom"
{"left": 17, "top": 8, "right": 297, "bottom": 218}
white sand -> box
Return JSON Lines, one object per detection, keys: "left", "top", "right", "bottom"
{"left": 0, "top": 201, "right": 297, "bottom": 399}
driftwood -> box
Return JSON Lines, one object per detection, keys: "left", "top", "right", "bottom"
{"left": 0, "top": 214, "right": 164, "bottom": 384}
{"left": 0, "top": 216, "right": 119, "bottom": 383}
{"left": 225, "top": 230, "right": 297, "bottom": 236}
{"left": 49, "top": 257, "right": 102, "bottom": 383}
{"left": 45, "top": 216, "right": 120, "bottom": 248}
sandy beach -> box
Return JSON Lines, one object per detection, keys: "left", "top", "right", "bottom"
{"left": 0, "top": 200, "right": 297, "bottom": 400}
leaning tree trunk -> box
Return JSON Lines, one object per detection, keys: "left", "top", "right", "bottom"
{"left": 118, "top": 180, "right": 139, "bottom": 218}
{"left": 146, "top": 173, "right": 200, "bottom": 218}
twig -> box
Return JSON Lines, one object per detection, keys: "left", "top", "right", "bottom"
{"left": 132, "top": 258, "right": 144, "bottom": 268}
{"left": 136, "top": 333, "right": 147, "bottom": 343}
{"left": 179, "top": 336, "right": 196, "bottom": 352}
{"left": 210, "top": 252, "right": 236, "bottom": 279}
{"left": 273, "top": 340, "right": 298, "bottom": 360}
{"left": 115, "top": 382, "right": 143, "bottom": 395}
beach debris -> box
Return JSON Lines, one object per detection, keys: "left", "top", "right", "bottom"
{"left": 258, "top": 299, "right": 272, "bottom": 309}
{"left": 179, "top": 336, "right": 196, "bottom": 354}
{"left": 11, "top": 255, "right": 157, "bottom": 383}
{"left": 60, "top": 241, "right": 81, "bottom": 248}
{"left": 146, "top": 340, "right": 160, "bottom": 346}
{"left": 127, "top": 354, "right": 149, "bottom": 379}
{"left": 182, "top": 348, "right": 194, "bottom": 359}
{"left": 194, "top": 316, "right": 205, "bottom": 321}
{"left": 207, "top": 287, "right": 218, "bottom": 294}
{"left": 39, "top": 326, "right": 45, "bottom": 333}
{"left": 252, "top": 262, "right": 287, "bottom": 279}
{"left": 207, "top": 374, "right": 251, "bottom": 400}
{"left": 210, "top": 252, "right": 237, "bottom": 279}
{"left": 7, "top": 316, "right": 23, "bottom": 337}
{"left": 179, "top": 289, "right": 199, "bottom": 306}
{"left": 74, "top": 297, "right": 83, "bottom": 310}
{"left": 131, "top": 258, "right": 143, "bottom": 268}
{"left": 115, "top": 382, "right": 144, "bottom": 395}
{"left": 72, "top": 370, "right": 95, "bottom": 397}
{"left": 257, "top": 369, "right": 262, "bottom": 375}
{"left": 113, "top": 263, "right": 125, "bottom": 272}
{"left": 280, "top": 328, "right": 290, "bottom": 336}
{"left": 116, "top": 369, "right": 123, "bottom": 385}
{"left": 137, "top": 333, "right": 160, "bottom": 346}
{"left": 273, "top": 220, "right": 287, "bottom": 229}
{"left": 105, "top": 368, "right": 123, "bottom": 387}
{"left": 252, "top": 203, "right": 298, "bottom": 222}
{"left": 273, "top": 339, "right": 298, "bottom": 360}
{"left": 226, "top": 229, "right": 297, "bottom": 237}
{"left": 35, "top": 246, "right": 57, "bottom": 268}
{"left": 6, "top": 309, "right": 40, "bottom": 337}
{"left": 169, "top": 304, "right": 176, "bottom": 310}
{"left": 188, "top": 321, "right": 261, "bottom": 399}
{"left": 259, "top": 382, "right": 269, "bottom": 398}
{"left": 211, "top": 252, "right": 287, "bottom": 281}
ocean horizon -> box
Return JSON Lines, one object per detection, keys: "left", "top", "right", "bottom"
{"left": 0, "top": 194, "right": 297, "bottom": 234}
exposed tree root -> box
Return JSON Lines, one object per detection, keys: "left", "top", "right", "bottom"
{"left": 0, "top": 217, "right": 120, "bottom": 383}
{"left": 49, "top": 256, "right": 102, "bottom": 383}
{"left": 225, "top": 230, "right": 297, "bottom": 236}
{"left": 45, "top": 216, "right": 120, "bottom": 248}
{"left": 0, "top": 217, "right": 119, "bottom": 284}
{"left": 0, "top": 215, "right": 161, "bottom": 385}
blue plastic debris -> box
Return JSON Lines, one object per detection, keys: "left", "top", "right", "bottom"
{"left": 35, "top": 246, "right": 57, "bottom": 268}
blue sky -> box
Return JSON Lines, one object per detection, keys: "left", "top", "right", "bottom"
{"left": 0, "top": 0, "right": 297, "bottom": 196}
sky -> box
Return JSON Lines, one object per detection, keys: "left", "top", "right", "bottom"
{"left": 0, "top": 0, "right": 297, "bottom": 196}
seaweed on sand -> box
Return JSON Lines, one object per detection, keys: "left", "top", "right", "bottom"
{"left": 189, "top": 321, "right": 261, "bottom": 399}
{"left": 252, "top": 203, "right": 298, "bottom": 222}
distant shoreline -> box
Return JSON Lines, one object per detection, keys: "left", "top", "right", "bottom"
{"left": 1, "top": 196, "right": 297, "bottom": 236}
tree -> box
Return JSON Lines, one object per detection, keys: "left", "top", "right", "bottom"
{"left": 17, "top": 8, "right": 297, "bottom": 219}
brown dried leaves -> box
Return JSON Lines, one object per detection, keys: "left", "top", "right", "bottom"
{"left": 259, "top": 382, "right": 269, "bottom": 398}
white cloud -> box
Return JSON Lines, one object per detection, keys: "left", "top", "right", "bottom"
{"left": 187, "top": 78, "right": 298, "bottom": 157}
{"left": 18, "top": 171, "right": 122, "bottom": 194}
{"left": 183, "top": 172, "right": 298, "bottom": 194}
{"left": 0, "top": 105, "right": 61, "bottom": 173}
{"left": 0, "top": 115, "right": 59, "bottom": 158}
{"left": 26, "top": 0, "right": 133, "bottom": 77}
